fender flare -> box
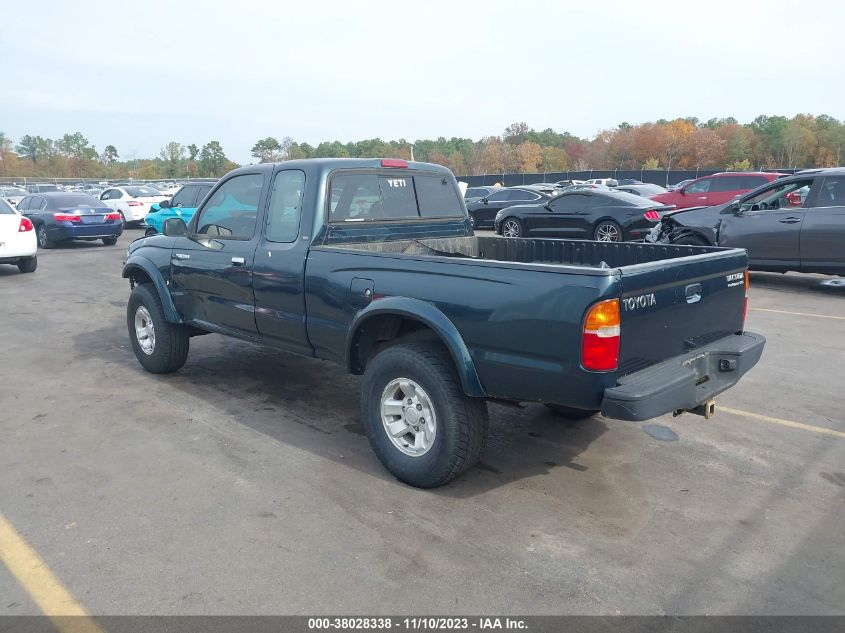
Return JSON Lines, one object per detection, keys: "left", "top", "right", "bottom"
{"left": 346, "top": 297, "right": 485, "bottom": 397}
{"left": 122, "top": 255, "right": 182, "bottom": 323}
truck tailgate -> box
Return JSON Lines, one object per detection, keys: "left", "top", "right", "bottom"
{"left": 617, "top": 249, "right": 748, "bottom": 376}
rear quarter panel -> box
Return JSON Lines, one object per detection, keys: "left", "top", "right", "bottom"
{"left": 304, "top": 248, "right": 621, "bottom": 409}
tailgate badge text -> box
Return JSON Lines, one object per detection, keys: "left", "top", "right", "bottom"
{"left": 623, "top": 293, "right": 657, "bottom": 311}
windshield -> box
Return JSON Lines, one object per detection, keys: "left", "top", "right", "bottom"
{"left": 125, "top": 186, "right": 162, "bottom": 197}
{"left": 1, "top": 187, "right": 27, "bottom": 196}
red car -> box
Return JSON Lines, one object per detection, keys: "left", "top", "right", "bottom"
{"left": 649, "top": 172, "right": 783, "bottom": 209}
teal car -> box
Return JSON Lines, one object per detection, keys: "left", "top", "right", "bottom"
{"left": 144, "top": 182, "right": 214, "bottom": 236}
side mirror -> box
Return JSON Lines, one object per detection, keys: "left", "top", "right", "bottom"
{"left": 544, "top": 202, "right": 553, "bottom": 211}
{"left": 158, "top": 199, "right": 171, "bottom": 209}
{"left": 162, "top": 217, "right": 187, "bottom": 236}
{"left": 481, "top": 197, "right": 489, "bottom": 204}
{"left": 679, "top": 188, "right": 686, "bottom": 196}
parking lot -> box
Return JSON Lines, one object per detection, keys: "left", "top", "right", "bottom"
{"left": 1, "top": 228, "right": 843, "bottom": 615}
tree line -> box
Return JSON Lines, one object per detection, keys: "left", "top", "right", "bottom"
{"left": 2, "top": 113, "right": 844, "bottom": 180}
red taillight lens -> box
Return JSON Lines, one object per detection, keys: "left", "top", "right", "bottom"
{"left": 127, "top": 201, "right": 143, "bottom": 206}
{"left": 582, "top": 299, "right": 621, "bottom": 371}
{"left": 54, "top": 213, "right": 81, "bottom": 222}
{"left": 380, "top": 159, "right": 408, "bottom": 168}
{"left": 105, "top": 212, "right": 121, "bottom": 221}
{"left": 19, "top": 217, "right": 33, "bottom": 232}
{"left": 742, "top": 270, "right": 749, "bottom": 326}
{"left": 643, "top": 210, "right": 661, "bottom": 221}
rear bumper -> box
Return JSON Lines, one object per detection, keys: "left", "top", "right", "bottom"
{"left": 49, "top": 223, "right": 123, "bottom": 241}
{"left": 601, "top": 331, "right": 765, "bottom": 421}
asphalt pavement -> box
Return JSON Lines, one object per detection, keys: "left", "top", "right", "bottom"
{"left": 0, "top": 229, "right": 843, "bottom": 615}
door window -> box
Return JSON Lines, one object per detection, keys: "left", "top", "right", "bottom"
{"left": 170, "top": 185, "right": 198, "bottom": 208}
{"left": 33, "top": 197, "right": 46, "bottom": 210}
{"left": 550, "top": 193, "right": 590, "bottom": 211}
{"left": 711, "top": 176, "right": 745, "bottom": 192}
{"left": 265, "top": 170, "right": 305, "bottom": 242}
{"left": 17, "top": 197, "right": 32, "bottom": 211}
{"left": 486, "top": 190, "right": 511, "bottom": 203}
{"left": 507, "top": 190, "right": 540, "bottom": 201}
{"left": 814, "top": 177, "right": 845, "bottom": 207}
{"left": 194, "top": 174, "right": 263, "bottom": 239}
{"left": 685, "top": 178, "right": 712, "bottom": 193}
{"left": 739, "top": 179, "right": 814, "bottom": 212}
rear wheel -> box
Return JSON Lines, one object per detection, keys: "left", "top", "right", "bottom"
{"left": 102, "top": 236, "right": 118, "bottom": 246}
{"left": 17, "top": 256, "right": 37, "bottom": 273}
{"left": 35, "top": 224, "right": 54, "bottom": 249}
{"left": 119, "top": 211, "right": 128, "bottom": 228}
{"left": 127, "top": 283, "right": 189, "bottom": 374}
{"left": 501, "top": 217, "right": 523, "bottom": 238}
{"left": 594, "top": 220, "right": 622, "bottom": 242}
{"left": 361, "top": 341, "right": 489, "bottom": 488}
{"left": 545, "top": 404, "right": 600, "bottom": 420}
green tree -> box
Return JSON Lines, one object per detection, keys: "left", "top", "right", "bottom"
{"left": 159, "top": 142, "right": 186, "bottom": 177}
{"left": 251, "top": 137, "right": 282, "bottom": 163}
{"left": 199, "top": 141, "right": 229, "bottom": 177}
{"left": 102, "top": 144, "right": 119, "bottom": 166}
{"left": 16, "top": 135, "right": 39, "bottom": 164}
{"left": 187, "top": 144, "right": 199, "bottom": 161}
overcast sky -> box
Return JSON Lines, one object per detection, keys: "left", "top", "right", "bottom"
{"left": 2, "top": 0, "right": 844, "bottom": 163}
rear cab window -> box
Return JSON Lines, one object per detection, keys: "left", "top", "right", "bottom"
{"left": 328, "top": 171, "right": 463, "bottom": 222}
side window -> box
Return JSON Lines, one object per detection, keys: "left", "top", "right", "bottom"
{"left": 113, "top": 190, "right": 124, "bottom": 199}
{"left": 815, "top": 177, "right": 845, "bottom": 207}
{"left": 551, "top": 194, "right": 589, "bottom": 211}
{"left": 18, "top": 197, "right": 31, "bottom": 211}
{"left": 711, "top": 177, "right": 739, "bottom": 192}
{"left": 685, "top": 178, "right": 712, "bottom": 194}
{"left": 171, "top": 186, "right": 197, "bottom": 208}
{"left": 487, "top": 190, "right": 510, "bottom": 202}
{"left": 265, "top": 170, "right": 304, "bottom": 242}
{"left": 194, "top": 174, "right": 263, "bottom": 239}
{"left": 507, "top": 190, "right": 539, "bottom": 202}
{"left": 742, "top": 176, "right": 768, "bottom": 189}
{"left": 415, "top": 174, "right": 463, "bottom": 218}
{"left": 739, "top": 179, "right": 814, "bottom": 212}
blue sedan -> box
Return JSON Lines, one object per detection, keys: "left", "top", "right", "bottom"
{"left": 17, "top": 192, "right": 123, "bottom": 248}
{"left": 144, "top": 182, "right": 214, "bottom": 236}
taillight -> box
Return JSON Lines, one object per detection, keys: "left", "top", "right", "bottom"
{"left": 581, "top": 299, "right": 621, "bottom": 372}
{"left": 380, "top": 159, "right": 408, "bottom": 168}
{"left": 643, "top": 210, "right": 661, "bottom": 221}
{"left": 127, "top": 201, "right": 143, "bottom": 206}
{"left": 54, "top": 213, "right": 81, "bottom": 222}
{"left": 105, "top": 212, "right": 121, "bottom": 221}
{"left": 742, "top": 270, "right": 749, "bottom": 326}
{"left": 19, "top": 217, "right": 33, "bottom": 232}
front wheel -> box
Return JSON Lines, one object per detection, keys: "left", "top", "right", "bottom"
{"left": 501, "top": 217, "right": 523, "bottom": 238}
{"left": 17, "top": 256, "right": 37, "bottom": 273}
{"left": 594, "top": 220, "right": 622, "bottom": 242}
{"left": 102, "top": 236, "right": 118, "bottom": 246}
{"left": 361, "top": 342, "right": 489, "bottom": 488}
{"left": 127, "top": 283, "right": 189, "bottom": 374}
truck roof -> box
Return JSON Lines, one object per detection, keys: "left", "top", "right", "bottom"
{"left": 234, "top": 158, "right": 453, "bottom": 177}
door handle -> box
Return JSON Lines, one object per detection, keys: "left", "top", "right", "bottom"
{"left": 172, "top": 253, "right": 190, "bottom": 260}
{"left": 231, "top": 256, "right": 245, "bottom": 266}
{"left": 778, "top": 217, "right": 801, "bottom": 224}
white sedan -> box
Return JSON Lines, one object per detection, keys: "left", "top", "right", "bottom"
{"left": 0, "top": 198, "right": 37, "bottom": 273}
{"left": 99, "top": 186, "right": 168, "bottom": 226}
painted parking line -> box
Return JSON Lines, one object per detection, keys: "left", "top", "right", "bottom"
{"left": 720, "top": 406, "right": 845, "bottom": 440}
{"left": 0, "top": 513, "right": 103, "bottom": 633}
{"left": 750, "top": 307, "right": 845, "bottom": 320}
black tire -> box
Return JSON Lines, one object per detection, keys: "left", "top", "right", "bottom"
{"left": 500, "top": 217, "right": 524, "bottom": 238}
{"left": 545, "top": 404, "right": 600, "bottom": 420}
{"left": 119, "top": 211, "right": 128, "bottom": 228}
{"left": 36, "top": 224, "right": 53, "bottom": 249}
{"left": 102, "top": 236, "right": 118, "bottom": 246}
{"left": 127, "top": 283, "right": 189, "bottom": 374}
{"left": 674, "top": 235, "right": 709, "bottom": 246}
{"left": 361, "top": 341, "right": 489, "bottom": 488}
{"left": 594, "top": 220, "right": 622, "bottom": 242}
{"left": 144, "top": 227, "right": 157, "bottom": 237}
{"left": 17, "top": 256, "right": 37, "bottom": 273}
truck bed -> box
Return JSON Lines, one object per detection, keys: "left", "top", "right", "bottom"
{"left": 323, "top": 235, "right": 736, "bottom": 271}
